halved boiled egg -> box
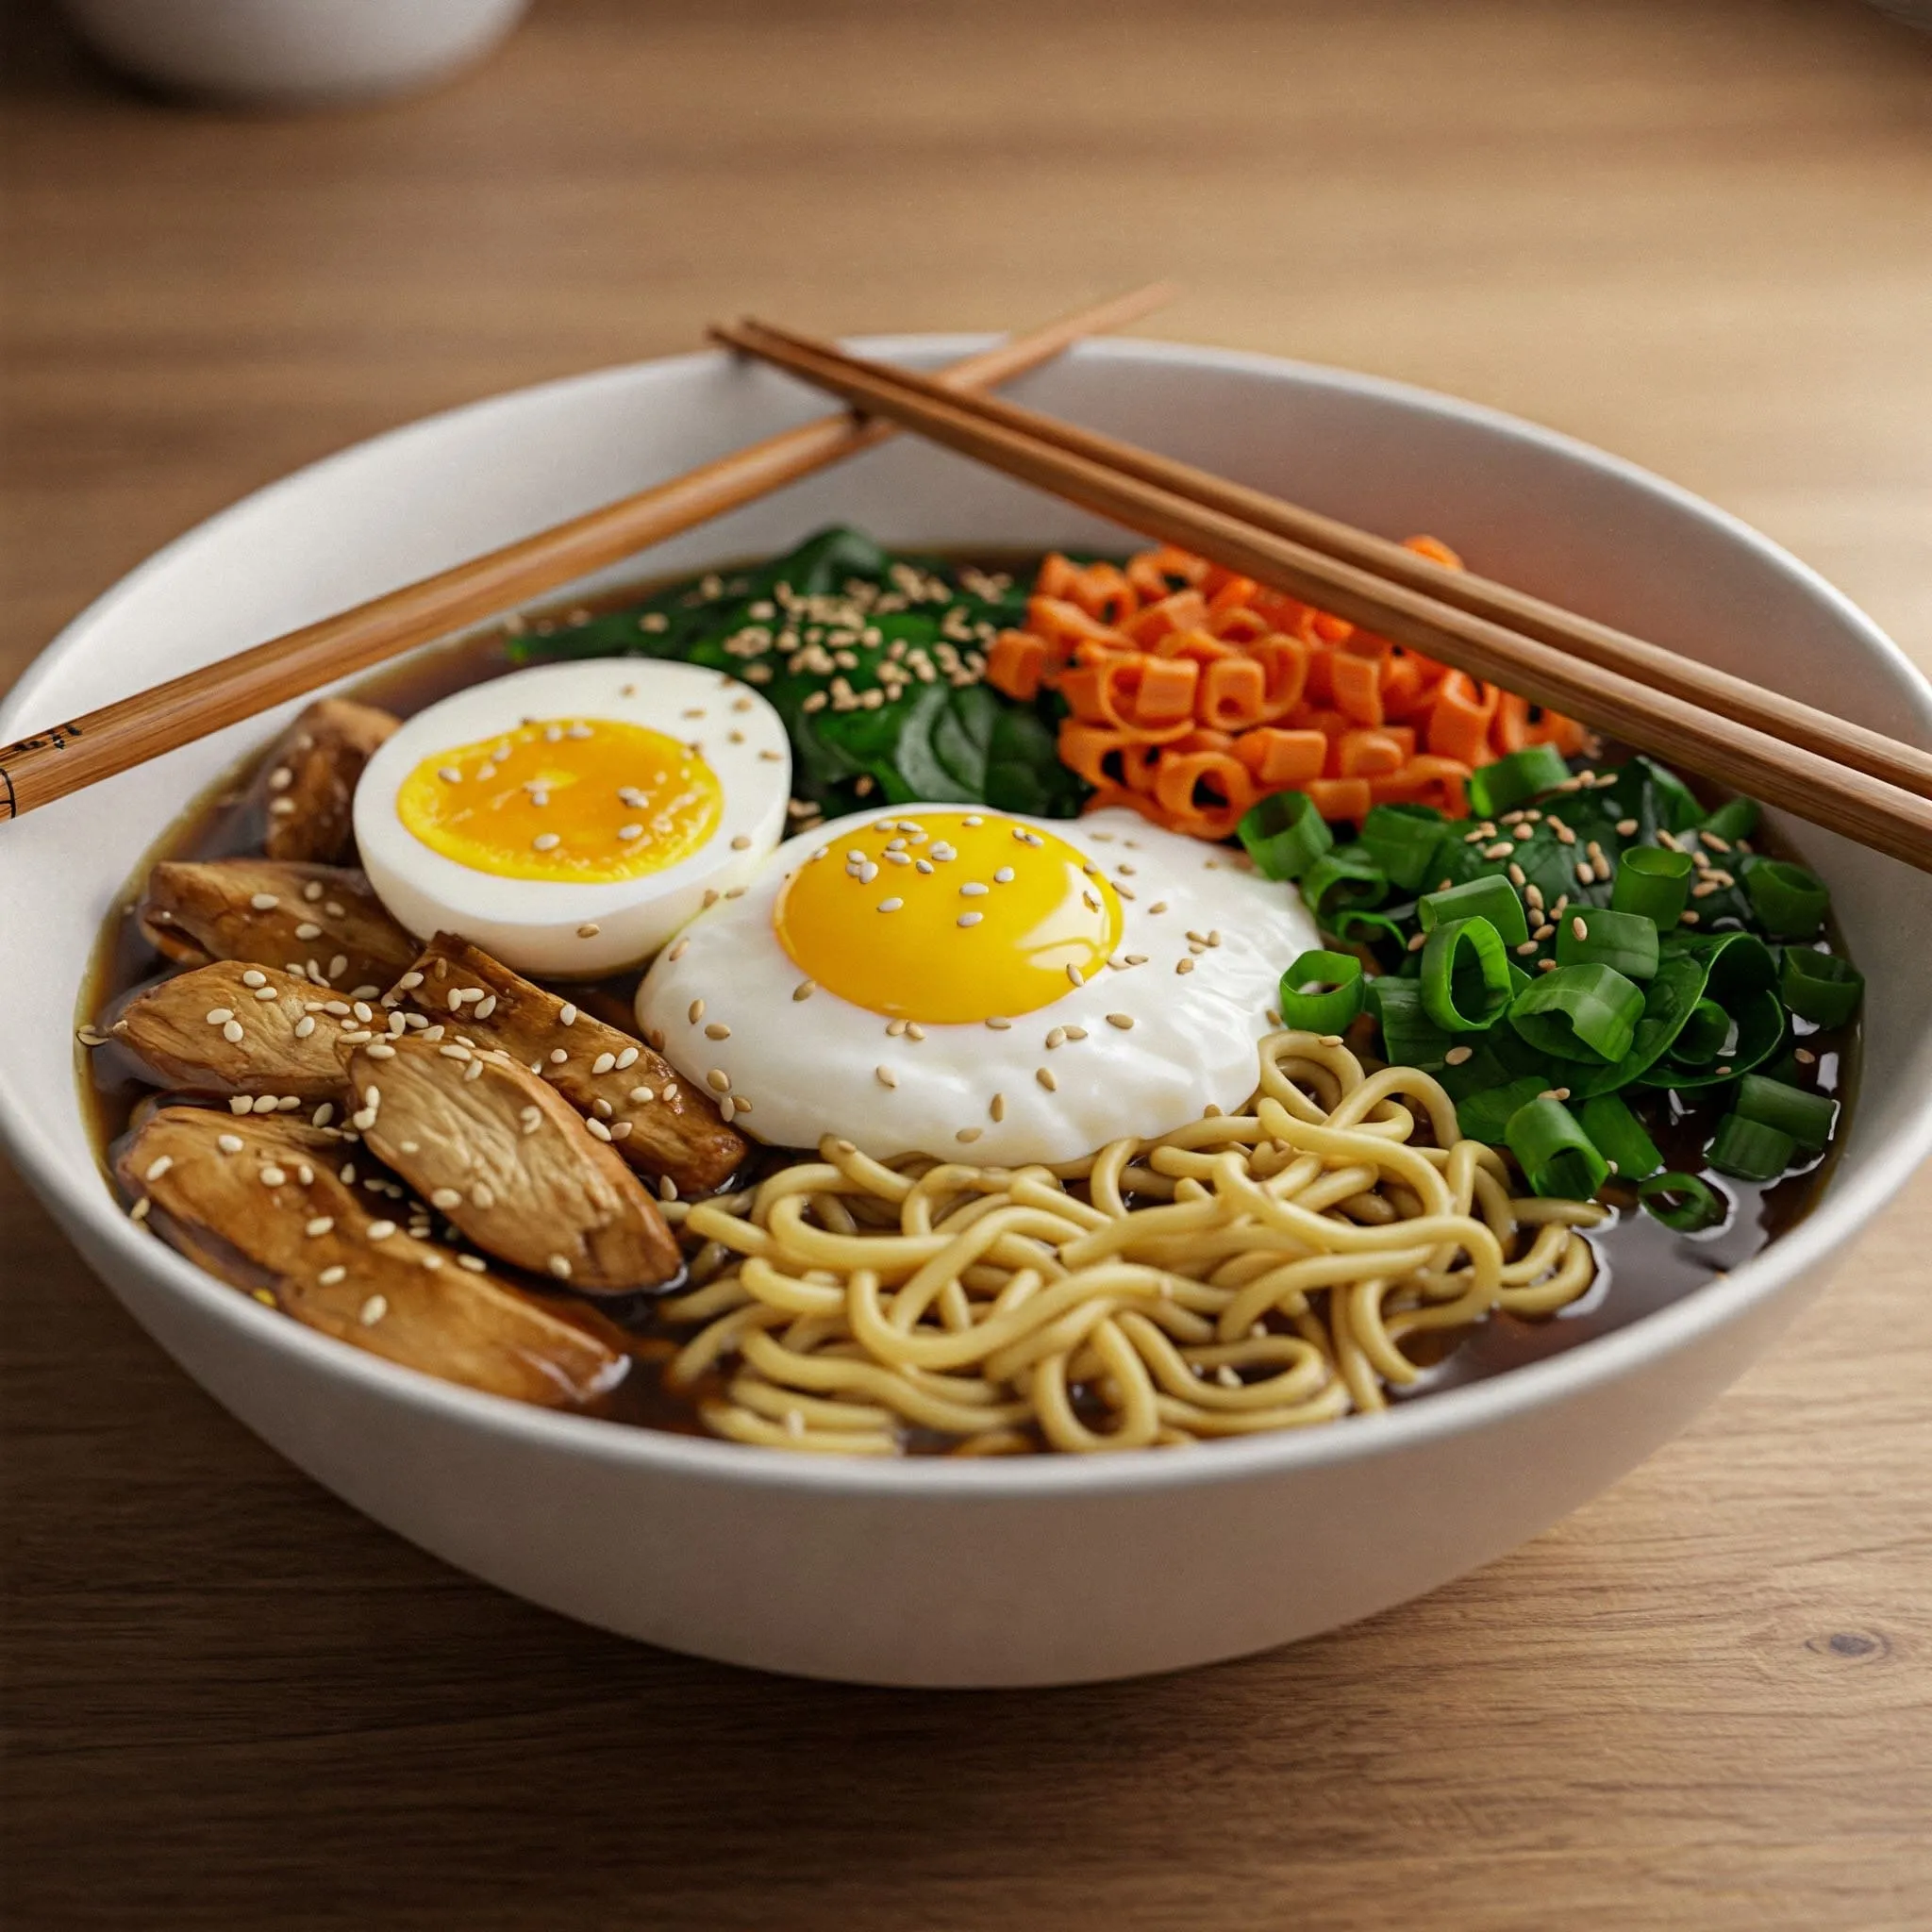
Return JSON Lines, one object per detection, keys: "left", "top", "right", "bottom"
{"left": 355, "top": 660, "right": 790, "bottom": 976}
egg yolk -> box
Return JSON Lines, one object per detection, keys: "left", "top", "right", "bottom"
{"left": 774, "top": 810, "right": 1123, "bottom": 1024}
{"left": 396, "top": 717, "right": 722, "bottom": 883}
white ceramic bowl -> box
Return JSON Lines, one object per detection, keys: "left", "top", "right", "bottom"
{"left": 61, "top": 0, "right": 527, "bottom": 107}
{"left": 5, "top": 340, "right": 1929, "bottom": 1688}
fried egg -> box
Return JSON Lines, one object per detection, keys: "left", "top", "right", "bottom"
{"left": 355, "top": 660, "right": 790, "bottom": 977}
{"left": 635, "top": 806, "right": 1323, "bottom": 1166}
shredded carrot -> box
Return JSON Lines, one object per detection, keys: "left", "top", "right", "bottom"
{"left": 983, "top": 541, "right": 1590, "bottom": 833}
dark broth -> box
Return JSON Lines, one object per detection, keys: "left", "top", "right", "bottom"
{"left": 78, "top": 561, "right": 1858, "bottom": 1441}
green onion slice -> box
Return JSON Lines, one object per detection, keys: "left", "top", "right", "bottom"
{"left": 1418, "top": 874, "right": 1528, "bottom": 947}
{"left": 1707, "top": 1111, "right": 1796, "bottom": 1181}
{"left": 1664, "top": 998, "right": 1730, "bottom": 1066}
{"left": 1733, "top": 1073, "right": 1836, "bottom": 1152}
{"left": 1238, "top": 790, "right": 1334, "bottom": 881}
{"left": 1577, "top": 1092, "right": 1664, "bottom": 1181}
{"left": 1421, "top": 916, "right": 1512, "bottom": 1033}
{"left": 1368, "top": 975, "right": 1457, "bottom": 1072}
{"left": 1465, "top": 743, "right": 1571, "bottom": 819}
{"left": 1556, "top": 906, "right": 1660, "bottom": 981}
{"left": 1610, "top": 844, "right": 1694, "bottom": 926}
{"left": 1508, "top": 963, "right": 1646, "bottom": 1064}
{"left": 1779, "top": 947, "right": 1863, "bottom": 1027}
{"left": 1743, "top": 858, "right": 1829, "bottom": 939}
{"left": 1507, "top": 1097, "right": 1610, "bottom": 1201}
{"left": 1359, "top": 803, "right": 1447, "bottom": 893}
{"left": 1300, "top": 843, "right": 1389, "bottom": 922}
{"left": 1278, "top": 950, "right": 1366, "bottom": 1034}
{"left": 1637, "top": 758, "right": 1704, "bottom": 833}
{"left": 1700, "top": 796, "right": 1760, "bottom": 844}
{"left": 1638, "top": 1171, "right": 1725, "bottom": 1232}
{"left": 1456, "top": 1076, "right": 1549, "bottom": 1145}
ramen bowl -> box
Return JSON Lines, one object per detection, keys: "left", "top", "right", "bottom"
{"left": 3, "top": 338, "right": 1928, "bottom": 1687}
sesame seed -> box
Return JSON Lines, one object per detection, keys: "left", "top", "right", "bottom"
{"left": 1539, "top": 958, "right": 1558, "bottom": 972}
{"left": 242, "top": 970, "right": 267, "bottom": 989}
{"left": 1575, "top": 862, "right": 1595, "bottom": 885}
{"left": 958, "top": 911, "right": 983, "bottom": 927}
{"left": 705, "top": 1023, "right": 731, "bottom": 1041}
{"left": 249, "top": 894, "right": 278, "bottom": 912}
{"left": 875, "top": 1065, "right": 897, "bottom": 1089}
{"left": 1175, "top": 958, "right": 1195, "bottom": 975}
{"left": 878, "top": 897, "right": 904, "bottom": 913}
{"left": 956, "top": 1127, "right": 983, "bottom": 1143}
{"left": 1571, "top": 915, "right": 1589, "bottom": 941}
{"left": 366, "top": 1221, "right": 397, "bottom": 1241}
{"left": 143, "top": 1155, "right": 174, "bottom": 1181}
{"left": 591, "top": 1051, "right": 617, "bottom": 1074}
{"left": 990, "top": 1093, "right": 1007, "bottom": 1122}
{"left": 1615, "top": 818, "right": 1639, "bottom": 838}
{"left": 533, "top": 833, "right": 560, "bottom": 852}
{"left": 1444, "top": 1045, "right": 1474, "bottom": 1066}
{"left": 958, "top": 881, "right": 990, "bottom": 897}
{"left": 1483, "top": 842, "right": 1512, "bottom": 859}
{"left": 305, "top": 1215, "right": 334, "bottom": 1238}
{"left": 986, "top": 1016, "right": 1011, "bottom": 1029}
{"left": 707, "top": 1069, "right": 731, "bottom": 1092}
{"left": 587, "top": 1118, "right": 613, "bottom": 1141}
{"left": 730, "top": 834, "right": 753, "bottom": 850}
{"left": 1036, "top": 1067, "right": 1058, "bottom": 1091}
{"left": 1514, "top": 941, "right": 1539, "bottom": 956}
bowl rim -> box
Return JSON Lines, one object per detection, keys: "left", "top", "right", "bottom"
{"left": 8, "top": 331, "right": 1931, "bottom": 1500}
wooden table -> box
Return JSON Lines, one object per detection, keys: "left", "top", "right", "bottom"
{"left": 4, "top": 2, "right": 1930, "bottom": 1924}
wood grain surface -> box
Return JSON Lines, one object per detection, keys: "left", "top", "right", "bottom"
{"left": 3, "top": 2, "right": 1929, "bottom": 1926}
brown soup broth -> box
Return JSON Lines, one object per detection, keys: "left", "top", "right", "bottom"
{"left": 77, "top": 560, "right": 1858, "bottom": 1441}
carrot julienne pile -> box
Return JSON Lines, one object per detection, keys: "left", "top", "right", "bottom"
{"left": 985, "top": 540, "right": 1590, "bottom": 839}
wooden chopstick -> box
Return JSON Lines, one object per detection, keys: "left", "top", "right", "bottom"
{"left": 715, "top": 316, "right": 1932, "bottom": 875}
{"left": 740, "top": 317, "right": 1932, "bottom": 807}
{"left": 0, "top": 284, "right": 1174, "bottom": 823}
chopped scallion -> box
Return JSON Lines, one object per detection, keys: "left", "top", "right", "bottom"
{"left": 1506, "top": 1097, "right": 1609, "bottom": 1200}
{"left": 1707, "top": 1111, "right": 1796, "bottom": 1181}
{"left": 1278, "top": 950, "right": 1366, "bottom": 1034}
{"left": 1359, "top": 802, "right": 1447, "bottom": 893}
{"left": 1610, "top": 844, "right": 1694, "bottom": 925}
{"left": 1464, "top": 742, "right": 1571, "bottom": 819}
{"left": 1507, "top": 962, "right": 1646, "bottom": 1063}
{"left": 1779, "top": 946, "right": 1863, "bottom": 1027}
{"left": 1578, "top": 1093, "right": 1664, "bottom": 1181}
{"left": 1664, "top": 998, "right": 1731, "bottom": 1066}
{"left": 1418, "top": 874, "right": 1528, "bottom": 947}
{"left": 1700, "top": 796, "right": 1759, "bottom": 843}
{"left": 1300, "top": 843, "right": 1389, "bottom": 922}
{"left": 1743, "top": 858, "right": 1828, "bottom": 939}
{"left": 1733, "top": 1073, "right": 1836, "bottom": 1152}
{"left": 1368, "top": 975, "right": 1457, "bottom": 1071}
{"left": 1237, "top": 790, "right": 1333, "bottom": 881}
{"left": 1421, "top": 916, "right": 1512, "bottom": 1033}
{"left": 1638, "top": 1171, "right": 1725, "bottom": 1232}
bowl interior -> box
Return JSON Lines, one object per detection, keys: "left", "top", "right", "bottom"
{"left": 6, "top": 337, "right": 1930, "bottom": 1482}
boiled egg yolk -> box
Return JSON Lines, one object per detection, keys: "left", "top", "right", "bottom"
{"left": 774, "top": 810, "right": 1123, "bottom": 1024}
{"left": 396, "top": 717, "right": 722, "bottom": 883}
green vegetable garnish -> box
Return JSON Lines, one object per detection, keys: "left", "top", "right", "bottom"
{"left": 1508, "top": 962, "right": 1647, "bottom": 1064}
{"left": 1610, "top": 844, "right": 1694, "bottom": 926}
{"left": 1464, "top": 742, "right": 1570, "bottom": 819}
{"left": 1421, "top": 916, "right": 1512, "bottom": 1033}
{"left": 1577, "top": 1092, "right": 1664, "bottom": 1181}
{"left": 1700, "top": 796, "right": 1759, "bottom": 844}
{"left": 1278, "top": 950, "right": 1366, "bottom": 1034}
{"left": 1778, "top": 947, "right": 1863, "bottom": 1027}
{"left": 1638, "top": 1172, "right": 1726, "bottom": 1232}
{"left": 1733, "top": 1074, "right": 1836, "bottom": 1152}
{"left": 1743, "top": 858, "right": 1829, "bottom": 939}
{"left": 1358, "top": 802, "right": 1447, "bottom": 893}
{"left": 1707, "top": 1112, "right": 1796, "bottom": 1182}
{"left": 1418, "top": 874, "right": 1528, "bottom": 947}
{"left": 1556, "top": 906, "right": 1660, "bottom": 981}
{"left": 1367, "top": 976, "right": 1457, "bottom": 1073}
{"left": 1238, "top": 790, "right": 1333, "bottom": 881}
{"left": 1507, "top": 1096, "right": 1609, "bottom": 1199}
{"left": 1300, "top": 844, "right": 1389, "bottom": 922}
{"left": 1455, "top": 1076, "right": 1549, "bottom": 1145}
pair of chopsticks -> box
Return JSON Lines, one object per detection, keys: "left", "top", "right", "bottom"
{"left": 7, "top": 282, "right": 1930, "bottom": 880}
{"left": 0, "top": 285, "right": 1173, "bottom": 822}
{"left": 712, "top": 316, "right": 1932, "bottom": 874}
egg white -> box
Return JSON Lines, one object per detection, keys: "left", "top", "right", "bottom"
{"left": 355, "top": 659, "right": 791, "bottom": 978}
{"left": 635, "top": 806, "right": 1324, "bottom": 1167}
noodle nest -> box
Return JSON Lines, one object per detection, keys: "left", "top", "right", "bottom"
{"left": 658, "top": 1031, "right": 1603, "bottom": 1456}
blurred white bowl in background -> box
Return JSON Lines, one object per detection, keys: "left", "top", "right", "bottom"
{"left": 62, "top": 0, "right": 529, "bottom": 106}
